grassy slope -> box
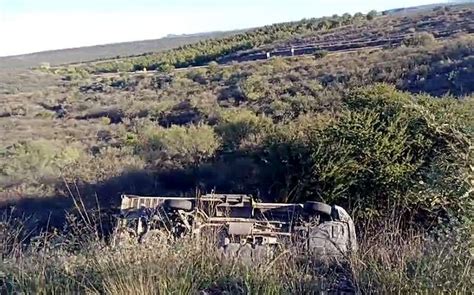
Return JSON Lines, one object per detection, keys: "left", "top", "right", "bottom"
{"left": 0, "top": 6, "right": 472, "bottom": 294}
{"left": 0, "top": 36, "right": 471, "bottom": 225}
{"left": 2, "top": 35, "right": 470, "bottom": 145}
{"left": 0, "top": 31, "right": 242, "bottom": 70}
{"left": 0, "top": 6, "right": 472, "bottom": 206}
{"left": 70, "top": 4, "right": 473, "bottom": 74}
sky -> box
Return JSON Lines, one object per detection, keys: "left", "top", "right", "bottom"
{"left": 0, "top": 0, "right": 445, "bottom": 56}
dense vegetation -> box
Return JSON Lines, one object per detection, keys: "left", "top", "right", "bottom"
{"left": 2, "top": 34, "right": 473, "bottom": 222}
{"left": 55, "top": 5, "right": 473, "bottom": 75}
{"left": 70, "top": 12, "right": 378, "bottom": 74}
{"left": 0, "top": 5, "right": 473, "bottom": 293}
{"left": 0, "top": 31, "right": 241, "bottom": 70}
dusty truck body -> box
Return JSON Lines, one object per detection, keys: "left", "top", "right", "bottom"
{"left": 115, "top": 193, "right": 357, "bottom": 258}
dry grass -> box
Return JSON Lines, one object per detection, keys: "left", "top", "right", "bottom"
{"left": 0, "top": 9, "right": 472, "bottom": 293}
{"left": 0, "top": 210, "right": 472, "bottom": 294}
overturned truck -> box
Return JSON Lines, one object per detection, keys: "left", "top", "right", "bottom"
{"left": 115, "top": 194, "right": 357, "bottom": 258}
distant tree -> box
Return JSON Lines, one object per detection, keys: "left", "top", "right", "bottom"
{"left": 354, "top": 12, "right": 364, "bottom": 19}
{"left": 208, "top": 61, "right": 219, "bottom": 74}
{"left": 342, "top": 13, "right": 353, "bottom": 25}
{"left": 317, "top": 19, "right": 332, "bottom": 30}
{"left": 367, "top": 10, "right": 378, "bottom": 21}
{"left": 342, "top": 13, "right": 352, "bottom": 19}
{"left": 157, "top": 62, "right": 175, "bottom": 73}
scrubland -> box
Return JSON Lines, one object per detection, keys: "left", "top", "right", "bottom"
{"left": 0, "top": 5, "right": 473, "bottom": 294}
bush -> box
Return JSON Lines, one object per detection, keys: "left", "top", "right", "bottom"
{"left": 215, "top": 109, "right": 274, "bottom": 151}
{"left": 240, "top": 74, "right": 267, "bottom": 101}
{"left": 314, "top": 50, "right": 329, "bottom": 59}
{"left": 0, "top": 140, "right": 83, "bottom": 195}
{"left": 366, "top": 10, "right": 378, "bottom": 21}
{"left": 256, "top": 85, "right": 472, "bottom": 224}
{"left": 156, "top": 62, "right": 175, "bottom": 73}
{"left": 403, "top": 32, "right": 436, "bottom": 47}
{"left": 207, "top": 61, "right": 219, "bottom": 73}
{"left": 136, "top": 124, "right": 221, "bottom": 168}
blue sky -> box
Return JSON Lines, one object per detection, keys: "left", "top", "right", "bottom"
{"left": 0, "top": 0, "right": 444, "bottom": 56}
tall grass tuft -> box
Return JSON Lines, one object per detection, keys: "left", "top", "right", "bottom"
{"left": 1, "top": 210, "right": 471, "bottom": 294}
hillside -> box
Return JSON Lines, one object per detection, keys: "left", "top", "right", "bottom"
{"left": 58, "top": 3, "right": 472, "bottom": 74}
{"left": 382, "top": 2, "right": 464, "bottom": 15}
{"left": 0, "top": 4, "right": 473, "bottom": 294}
{"left": 1, "top": 0, "right": 473, "bottom": 233}
{"left": 1, "top": 2, "right": 472, "bottom": 225}
{"left": 0, "top": 30, "right": 242, "bottom": 70}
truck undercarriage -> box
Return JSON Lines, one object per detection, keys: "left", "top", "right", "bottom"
{"left": 115, "top": 193, "right": 357, "bottom": 259}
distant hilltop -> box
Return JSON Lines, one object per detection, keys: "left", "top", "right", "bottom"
{"left": 164, "top": 31, "right": 242, "bottom": 39}
{"left": 382, "top": 1, "right": 472, "bottom": 15}
{"left": 0, "top": 30, "right": 242, "bottom": 70}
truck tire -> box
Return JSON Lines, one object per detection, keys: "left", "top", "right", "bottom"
{"left": 304, "top": 201, "right": 332, "bottom": 216}
{"left": 165, "top": 199, "right": 193, "bottom": 211}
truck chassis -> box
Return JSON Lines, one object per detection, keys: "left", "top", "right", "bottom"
{"left": 115, "top": 193, "right": 357, "bottom": 258}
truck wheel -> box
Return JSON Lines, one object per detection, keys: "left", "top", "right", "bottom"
{"left": 304, "top": 201, "right": 332, "bottom": 216}
{"left": 165, "top": 199, "right": 193, "bottom": 211}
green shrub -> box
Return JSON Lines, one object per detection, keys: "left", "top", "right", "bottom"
{"left": 137, "top": 124, "right": 221, "bottom": 168}
{"left": 101, "top": 117, "right": 111, "bottom": 125}
{"left": 240, "top": 74, "right": 267, "bottom": 101}
{"left": 256, "top": 84, "right": 472, "bottom": 224}
{"left": 156, "top": 62, "right": 175, "bottom": 73}
{"left": 0, "top": 140, "right": 83, "bottom": 194}
{"left": 366, "top": 10, "right": 378, "bottom": 21}
{"left": 207, "top": 61, "right": 219, "bottom": 74}
{"left": 63, "top": 146, "right": 145, "bottom": 184}
{"left": 215, "top": 109, "right": 274, "bottom": 151}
